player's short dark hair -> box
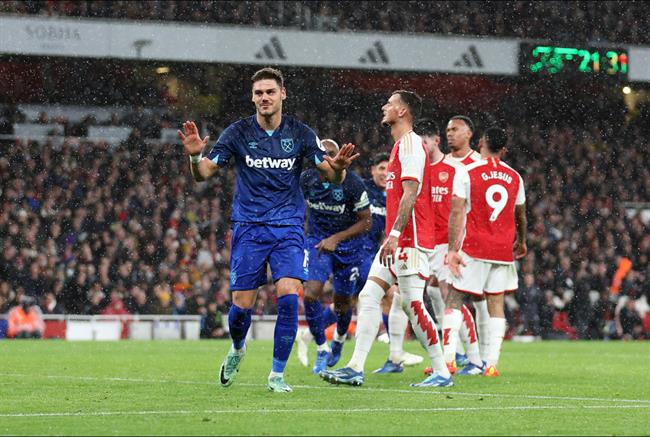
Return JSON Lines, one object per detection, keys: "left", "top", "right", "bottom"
{"left": 450, "top": 115, "right": 475, "bottom": 133}
{"left": 483, "top": 127, "right": 508, "bottom": 153}
{"left": 373, "top": 153, "right": 390, "bottom": 166}
{"left": 251, "top": 67, "right": 284, "bottom": 88}
{"left": 414, "top": 118, "right": 439, "bottom": 137}
{"left": 391, "top": 90, "right": 422, "bottom": 120}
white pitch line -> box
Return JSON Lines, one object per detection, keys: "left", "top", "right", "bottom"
{"left": 2, "top": 372, "right": 650, "bottom": 405}
{"left": 1, "top": 405, "right": 649, "bottom": 419}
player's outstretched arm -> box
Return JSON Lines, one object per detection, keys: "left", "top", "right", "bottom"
{"left": 379, "top": 180, "right": 418, "bottom": 267}
{"left": 315, "top": 209, "right": 372, "bottom": 254}
{"left": 513, "top": 203, "right": 528, "bottom": 259}
{"left": 318, "top": 143, "right": 360, "bottom": 184}
{"left": 178, "top": 120, "right": 218, "bottom": 182}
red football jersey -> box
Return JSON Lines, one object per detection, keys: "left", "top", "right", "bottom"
{"left": 446, "top": 149, "right": 481, "bottom": 166}
{"left": 452, "top": 157, "right": 525, "bottom": 263}
{"left": 430, "top": 156, "right": 464, "bottom": 245}
{"left": 386, "top": 131, "right": 435, "bottom": 250}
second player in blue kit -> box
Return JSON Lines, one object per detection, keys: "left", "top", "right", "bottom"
{"left": 300, "top": 139, "right": 373, "bottom": 374}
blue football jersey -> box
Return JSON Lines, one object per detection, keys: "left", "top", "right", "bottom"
{"left": 206, "top": 115, "right": 325, "bottom": 225}
{"left": 301, "top": 169, "right": 370, "bottom": 249}
{"left": 364, "top": 178, "right": 386, "bottom": 251}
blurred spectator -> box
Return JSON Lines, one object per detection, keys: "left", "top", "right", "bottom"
{"left": 40, "top": 292, "right": 65, "bottom": 315}
{"left": 200, "top": 300, "right": 227, "bottom": 339}
{"left": 517, "top": 273, "right": 542, "bottom": 337}
{"left": 617, "top": 299, "right": 645, "bottom": 340}
{"left": 8, "top": 295, "right": 44, "bottom": 339}
{"left": 2, "top": 1, "right": 649, "bottom": 45}
{"left": 101, "top": 291, "right": 131, "bottom": 316}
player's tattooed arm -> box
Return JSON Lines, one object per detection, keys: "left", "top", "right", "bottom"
{"left": 513, "top": 203, "right": 528, "bottom": 259}
{"left": 379, "top": 180, "right": 418, "bottom": 266}
{"left": 447, "top": 195, "right": 465, "bottom": 253}
{"left": 447, "top": 195, "right": 467, "bottom": 277}
{"left": 178, "top": 121, "right": 218, "bottom": 182}
{"left": 392, "top": 180, "right": 418, "bottom": 233}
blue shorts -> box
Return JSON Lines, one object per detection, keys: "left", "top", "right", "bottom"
{"left": 306, "top": 236, "right": 373, "bottom": 297}
{"left": 230, "top": 223, "right": 308, "bottom": 291}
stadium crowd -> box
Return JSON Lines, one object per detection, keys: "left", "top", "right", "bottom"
{"left": 1, "top": 0, "right": 648, "bottom": 45}
{"left": 1, "top": 75, "right": 648, "bottom": 340}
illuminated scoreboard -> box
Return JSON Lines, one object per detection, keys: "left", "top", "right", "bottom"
{"left": 520, "top": 43, "right": 629, "bottom": 77}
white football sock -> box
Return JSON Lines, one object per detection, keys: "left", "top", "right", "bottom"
{"left": 400, "top": 276, "right": 450, "bottom": 378}
{"left": 487, "top": 317, "right": 507, "bottom": 367}
{"left": 347, "top": 280, "right": 384, "bottom": 372}
{"left": 442, "top": 308, "right": 462, "bottom": 364}
{"left": 473, "top": 299, "right": 490, "bottom": 362}
{"left": 388, "top": 292, "right": 409, "bottom": 363}
{"left": 460, "top": 305, "right": 482, "bottom": 366}
{"left": 301, "top": 328, "right": 314, "bottom": 343}
{"left": 426, "top": 285, "right": 445, "bottom": 323}
{"left": 456, "top": 330, "right": 466, "bottom": 355}
{"left": 316, "top": 342, "right": 330, "bottom": 353}
{"left": 333, "top": 329, "right": 346, "bottom": 343}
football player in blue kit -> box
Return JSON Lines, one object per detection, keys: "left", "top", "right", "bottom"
{"left": 178, "top": 67, "right": 359, "bottom": 393}
{"left": 299, "top": 139, "right": 373, "bottom": 374}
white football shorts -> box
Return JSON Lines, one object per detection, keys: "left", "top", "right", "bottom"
{"left": 368, "top": 247, "right": 431, "bottom": 286}
{"left": 428, "top": 243, "right": 450, "bottom": 283}
{"left": 449, "top": 251, "right": 518, "bottom": 296}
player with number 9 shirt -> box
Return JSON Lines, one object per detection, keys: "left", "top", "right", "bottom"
{"left": 444, "top": 127, "right": 527, "bottom": 377}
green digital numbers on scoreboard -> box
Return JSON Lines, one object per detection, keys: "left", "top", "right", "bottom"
{"left": 520, "top": 43, "right": 628, "bottom": 77}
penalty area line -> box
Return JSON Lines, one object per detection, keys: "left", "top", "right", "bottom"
{"left": 1, "top": 405, "right": 649, "bottom": 419}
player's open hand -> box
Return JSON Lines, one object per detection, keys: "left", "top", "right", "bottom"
{"left": 178, "top": 121, "right": 210, "bottom": 156}
{"left": 379, "top": 235, "right": 398, "bottom": 267}
{"left": 315, "top": 236, "right": 339, "bottom": 256}
{"left": 513, "top": 240, "right": 527, "bottom": 259}
{"left": 446, "top": 250, "right": 466, "bottom": 278}
{"left": 324, "top": 143, "right": 360, "bottom": 171}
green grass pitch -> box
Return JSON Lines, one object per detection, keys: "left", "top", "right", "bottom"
{"left": 0, "top": 339, "right": 648, "bottom": 435}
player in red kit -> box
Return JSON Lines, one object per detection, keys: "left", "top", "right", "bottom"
{"left": 440, "top": 115, "right": 489, "bottom": 369}
{"left": 321, "top": 90, "right": 452, "bottom": 388}
{"left": 413, "top": 119, "right": 486, "bottom": 376}
{"left": 446, "top": 115, "right": 482, "bottom": 165}
{"left": 445, "top": 127, "right": 527, "bottom": 377}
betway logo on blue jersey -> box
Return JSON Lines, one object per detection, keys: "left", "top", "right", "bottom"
{"left": 307, "top": 200, "right": 346, "bottom": 214}
{"left": 245, "top": 155, "right": 296, "bottom": 170}
{"left": 370, "top": 205, "right": 386, "bottom": 216}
